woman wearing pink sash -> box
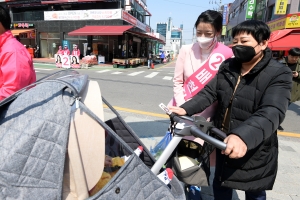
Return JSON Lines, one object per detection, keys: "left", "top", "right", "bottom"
{"left": 170, "top": 11, "right": 233, "bottom": 197}
{"left": 172, "top": 10, "right": 233, "bottom": 120}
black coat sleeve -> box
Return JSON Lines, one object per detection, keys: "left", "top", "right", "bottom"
{"left": 180, "top": 73, "right": 218, "bottom": 116}
{"left": 231, "top": 66, "right": 292, "bottom": 150}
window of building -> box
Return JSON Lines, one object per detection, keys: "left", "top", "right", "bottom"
{"left": 267, "top": 5, "right": 274, "bottom": 22}
{"left": 255, "top": 10, "right": 263, "bottom": 20}
{"left": 171, "top": 31, "right": 181, "bottom": 39}
{"left": 240, "top": 0, "right": 247, "bottom": 12}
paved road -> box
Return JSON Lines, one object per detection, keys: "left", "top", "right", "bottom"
{"left": 34, "top": 61, "right": 300, "bottom": 200}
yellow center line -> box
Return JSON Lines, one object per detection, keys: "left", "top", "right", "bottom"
{"left": 103, "top": 105, "right": 300, "bottom": 138}
{"left": 278, "top": 131, "right": 300, "bottom": 138}
{"left": 103, "top": 104, "right": 169, "bottom": 118}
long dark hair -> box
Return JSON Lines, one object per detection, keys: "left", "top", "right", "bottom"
{"left": 0, "top": 5, "right": 11, "bottom": 30}
{"left": 194, "top": 10, "right": 222, "bottom": 33}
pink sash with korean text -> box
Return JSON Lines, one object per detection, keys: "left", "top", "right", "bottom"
{"left": 183, "top": 43, "right": 233, "bottom": 101}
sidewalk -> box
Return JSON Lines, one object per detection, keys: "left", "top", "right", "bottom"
{"left": 33, "top": 57, "right": 114, "bottom": 68}
{"left": 33, "top": 58, "right": 173, "bottom": 69}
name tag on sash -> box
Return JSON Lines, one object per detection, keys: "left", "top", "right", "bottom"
{"left": 183, "top": 43, "right": 233, "bottom": 100}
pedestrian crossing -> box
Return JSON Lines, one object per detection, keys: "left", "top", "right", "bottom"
{"left": 34, "top": 68, "right": 174, "bottom": 80}
{"left": 95, "top": 70, "right": 174, "bottom": 80}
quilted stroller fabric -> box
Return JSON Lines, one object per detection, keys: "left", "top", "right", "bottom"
{"left": 0, "top": 70, "right": 185, "bottom": 200}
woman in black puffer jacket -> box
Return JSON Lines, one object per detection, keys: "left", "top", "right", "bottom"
{"left": 169, "top": 20, "right": 292, "bottom": 200}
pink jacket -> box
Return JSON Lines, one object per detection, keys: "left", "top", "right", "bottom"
{"left": 0, "top": 31, "right": 36, "bottom": 100}
{"left": 173, "top": 42, "right": 233, "bottom": 107}
{"left": 72, "top": 49, "right": 80, "bottom": 56}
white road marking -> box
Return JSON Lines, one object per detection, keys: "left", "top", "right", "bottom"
{"left": 112, "top": 72, "right": 123, "bottom": 74}
{"left": 145, "top": 72, "right": 159, "bottom": 78}
{"left": 163, "top": 76, "right": 173, "bottom": 80}
{"left": 35, "top": 71, "right": 39, "bottom": 73}
{"left": 96, "top": 70, "right": 111, "bottom": 73}
{"left": 34, "top": 68, "right": 53, "bottom": 71}
{"left": 128, "top": 71, "right": 145, "bottom": 76}
{"left": 33, "top": 63, "right": 54, "bottom": 66}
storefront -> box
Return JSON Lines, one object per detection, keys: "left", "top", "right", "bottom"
{"left": 267, "top": 13, "right": 300, "bottom": 57}
{"left": 11, "top": 22, "right": 36, "bottom": 47}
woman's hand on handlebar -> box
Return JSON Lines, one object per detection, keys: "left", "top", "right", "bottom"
{"left": 222, "top": 134, "right": 247, "bottom": 159}
{"left": 168, "top": 106, "right": 187, "bottom": 116}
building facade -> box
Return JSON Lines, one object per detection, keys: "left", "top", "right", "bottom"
{"left": 0, "top": 0, "right": 165, "bottom": 61}
{"left": 156, "top": 17, "right": 182, "bottom": 57}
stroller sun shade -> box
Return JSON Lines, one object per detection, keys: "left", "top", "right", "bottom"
{"left": 0, "top": 70, "right": 185, "bottom": 200}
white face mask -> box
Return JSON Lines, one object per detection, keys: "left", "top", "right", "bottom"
{"left": 197, "top": 37, "right": 215, "bottom": 49}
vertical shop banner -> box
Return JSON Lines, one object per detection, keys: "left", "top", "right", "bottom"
{"left": 222, "top": 4, "right": 228, "bottom": 25}
{"left": 274, "top": 0, "right": 288, "bottom": 15}
{"left": 246, "top": 0, "right": 256, "bottom": 19}
{"left": 61, "top": 55, "right": 71, "bottom": 69}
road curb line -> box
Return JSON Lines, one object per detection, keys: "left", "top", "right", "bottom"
{"left": 278, "top": 131, "right": 300, "bottom": 138}
{"left": 103, "top": 105, "right": 169, "bottom": 118}
{"left": 103, "top": 105, "right": 300, "bottom": 137}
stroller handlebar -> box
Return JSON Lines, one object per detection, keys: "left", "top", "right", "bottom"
{"left": 170, "top": 113, "right": 227, "bottom": 151}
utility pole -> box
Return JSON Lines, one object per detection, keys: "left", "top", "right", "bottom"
{"left": 209, "top": 0, "right": 223, "bottom": 12}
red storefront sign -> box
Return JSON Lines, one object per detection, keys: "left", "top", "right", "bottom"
{"left": 122, "top": 10, "right": 137, "bottom": 26}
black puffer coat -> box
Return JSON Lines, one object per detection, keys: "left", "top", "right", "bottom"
{"left": 181, "top": 48, "right": 292, "bottom": 191}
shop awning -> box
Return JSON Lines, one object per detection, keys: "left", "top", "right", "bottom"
{"left": 68, "top": 25, "right": 133, "bottom": 36}
{"left": 268, "top": 29, "right": 300, "bottom": 50}
{"left": 11, "top": 29, "right": 35, "bottom": 36}
{"left": 127, "top": 31, "right": 166, "bottom": 44}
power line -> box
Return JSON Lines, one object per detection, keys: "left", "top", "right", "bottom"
{"left": 160, "top": 0, "right": 211, "bottom": 8}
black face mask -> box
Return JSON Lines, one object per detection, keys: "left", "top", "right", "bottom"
{"left": 232, "top": 44, "right": 259, "bottom": 63}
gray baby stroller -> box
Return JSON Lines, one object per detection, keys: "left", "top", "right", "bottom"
{"left": 0, "top": 70, "right": 226, "bottom": 200}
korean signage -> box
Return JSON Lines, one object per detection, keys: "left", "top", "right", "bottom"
{"left": 274, "top": 0, "right": 288, "bottom": 15}
{"left": 285, "top": 13, "right": 300, "bottom": 28}
{"left": 122, "top": 10, "right": 148, "bottom": 32}
{"left": 136, "top": 20, "right": 146, "bottom": 32}
{"left": 222, "top": 26, "right": 227, "bottom": 36}
{"left": 12, "top": 23, "right": 34, "bottom": 29}
{"left": 44, "top": 9, "right": 122, "bottom": 21}
{"left": 267, "top": 17, "right": 286, "bottom": 32}
{"left": 122, "top": 10, "right": 137, "bottom": 26}
{"left": 222, "top": 4, "right": 228, "bottom": 25}
{"left": 267, "top": 13, "right": 300, "bottom": 31}
{"left": 245, "top": 0, "right": 256, "bottom": 19}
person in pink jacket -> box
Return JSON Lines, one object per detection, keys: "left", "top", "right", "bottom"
{"left": 57, "top": 46, "right": 63, "bottom": 55}
{"left": 0, "top": 6, "right": 36, "bottom": 101}
{"left": 172, "top": 10, "right": 233, "bottom": 119}
{"left": 170, "top": 11, "right": 233, "bottom": 196}
{"left": 63, "top": 45, "right": 70, "bottom": 55}
{"left": 71, "top": 44, "right": 81, "bottom": 57}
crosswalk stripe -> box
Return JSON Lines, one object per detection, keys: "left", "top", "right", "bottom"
{"left": 163, "top": 76, "right": 173, "bottom": 80}
{"left": 34, "top": 68, "right": 53, "bottom": 71}
{"left": 145, "top": 72, "right": 159, "bottom": 78}
{"left": 96, "top": 70, "right": 111, "bottom": 73}
{"left": 128, "top": 71, "right": 144, "bottom": 76}
{"left": 112, "top": 72, "right": 123, "bottom": 74}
